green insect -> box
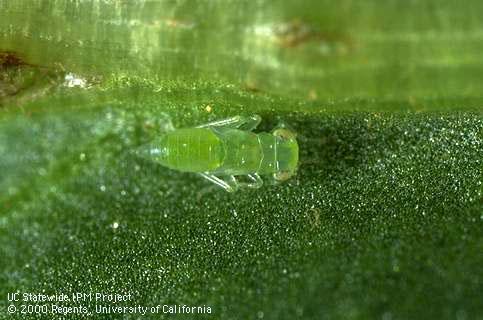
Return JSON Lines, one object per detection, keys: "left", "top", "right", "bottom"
{"left": 137, "top": 115, "right": 299, "bottom": 192}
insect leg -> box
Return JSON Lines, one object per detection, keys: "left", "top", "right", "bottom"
{"left": 238, "top": 115, "right": 261, "bottom": 131}
{"left": 245, "top": 173, "right": 263, "bottom": 189}
{"left": 234, "top": 173, "right": 263, "bottom": 189}
{"left": 197, "top": 115, "right": 261, "bottom": 131}
{"left": 198, "top": 173, "right": 239, "bottom": 192}
{"left": 196, "top": 116, "right": 243, "bottom": 128}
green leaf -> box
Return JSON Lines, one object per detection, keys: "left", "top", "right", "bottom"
{"left": 0, "top": 1, "right": 481, "bottom": 319}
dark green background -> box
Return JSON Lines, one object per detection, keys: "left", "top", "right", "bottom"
{"left": 0, "top": 1, "right": 482, "bottom": 319}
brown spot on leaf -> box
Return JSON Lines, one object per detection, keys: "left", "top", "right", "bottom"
{"left": 0, "top": 51, "right": 31, "bottom": 70}
{"left": 273, "top": 20, "right": 354, "bottom": 54}
{"left": 0, "top": 50, "right": 63, "bottom": 108}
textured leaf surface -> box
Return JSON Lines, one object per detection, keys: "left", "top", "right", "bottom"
{"left": 0, "top": 1, "right": 482, "bottom": 319}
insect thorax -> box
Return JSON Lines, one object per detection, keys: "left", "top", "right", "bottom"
{"left": 214, "top": 129, "right": 298, "bottom": 176}
{"left": 210, "top": 129, "right": 262, "bottom": 175}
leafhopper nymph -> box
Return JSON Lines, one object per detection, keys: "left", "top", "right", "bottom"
{"left": 137, "top": 115, "right": 299, "bottom": 192}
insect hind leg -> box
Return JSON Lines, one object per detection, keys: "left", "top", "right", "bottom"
{"left": 237, "top": 115, "right": 261, "bottom": 131}
{"left": 197, "top": 115, "right": 261, "bottom": 131}
{"left": 198, "top": 173, "right": 239, "bottom": 192}
{"left": 234, "top": 173, "right": 263, "bottom": 189}
{"left": 198, "top": 173, "right": 263, "bottom": 192}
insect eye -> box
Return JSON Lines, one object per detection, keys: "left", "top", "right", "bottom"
{"left": 273, "top": 128, "right": 296, "bottom": 140}
{"left": 274, "top": 171, "right": 292, "bottom": 181}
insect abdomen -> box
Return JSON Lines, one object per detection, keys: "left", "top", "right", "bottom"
{"left": 158, "top": 128, "right": 224, "bottom": 172}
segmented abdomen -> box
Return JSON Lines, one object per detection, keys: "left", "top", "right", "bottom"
{"left": 158, "top": 128, "right": 224, "bottom": 172}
